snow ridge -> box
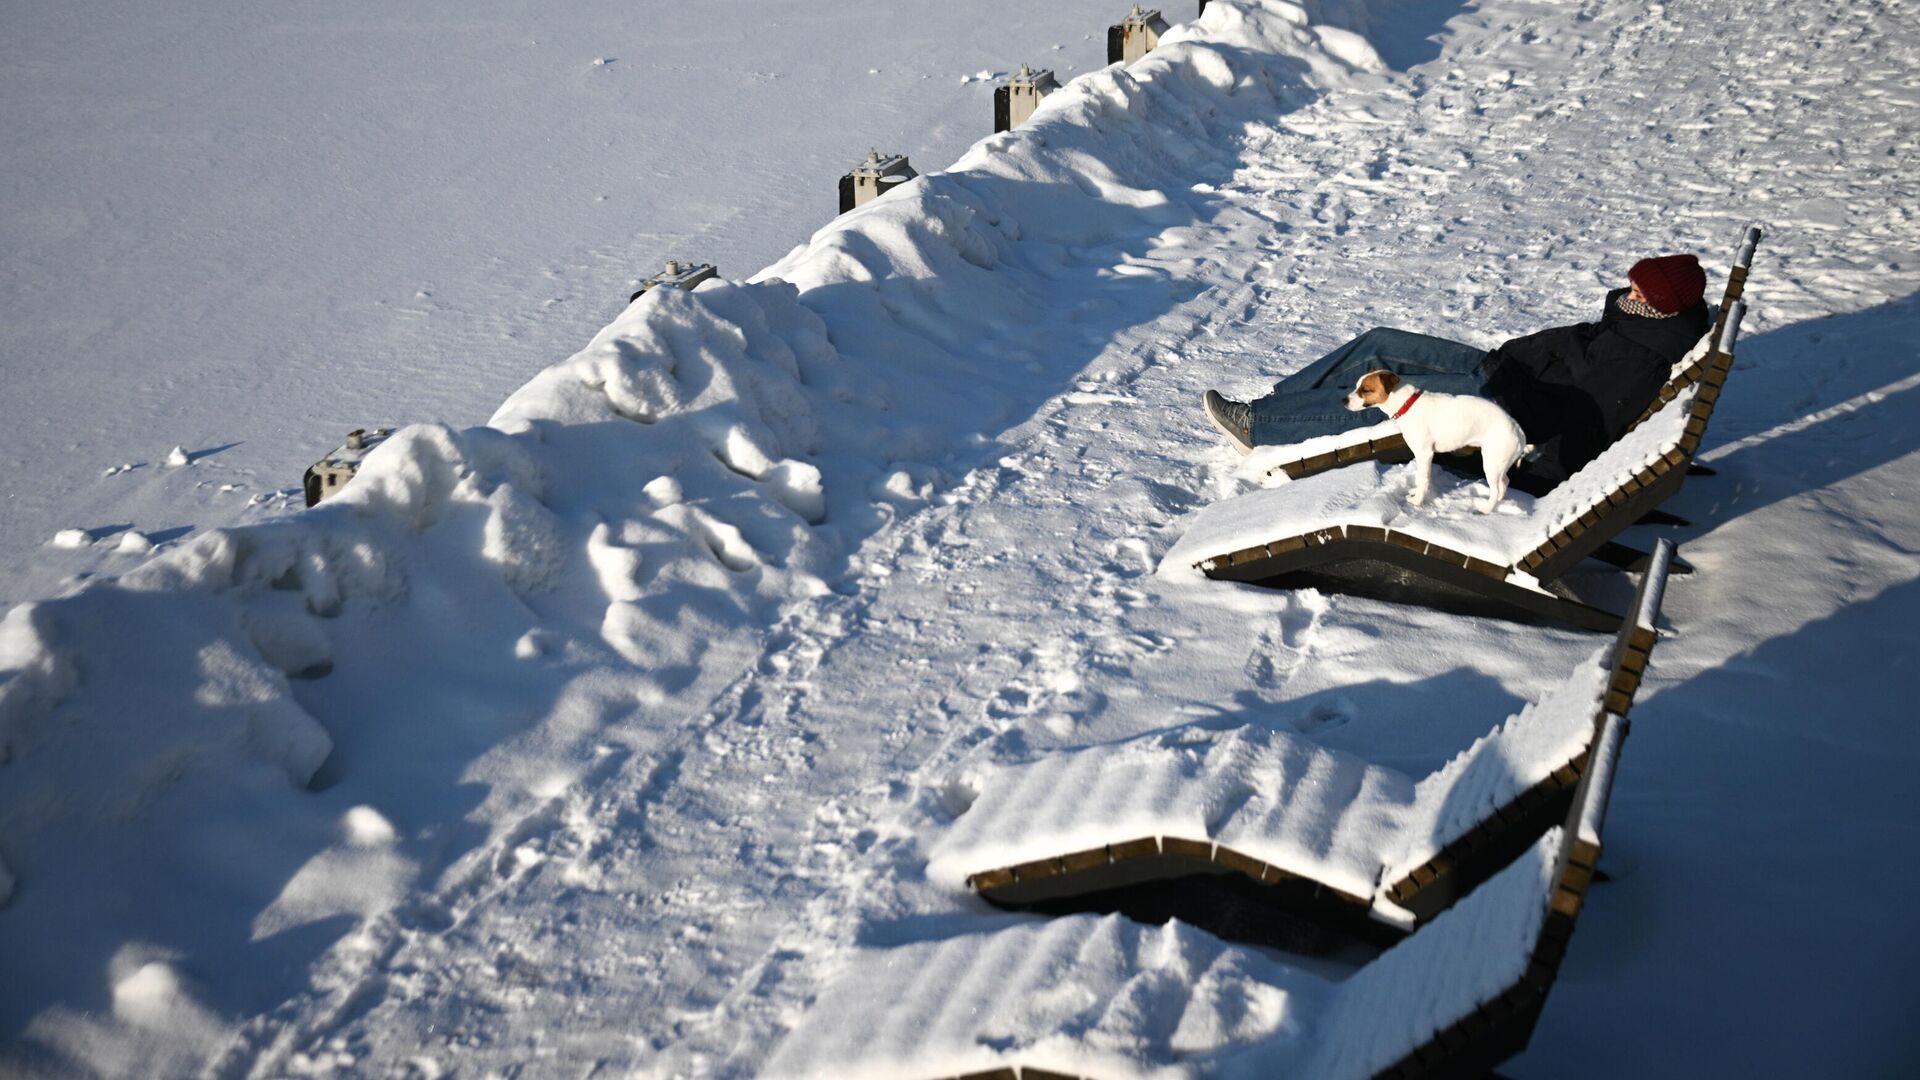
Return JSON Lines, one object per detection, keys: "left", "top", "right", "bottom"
{"left": 0, "top": 3, "right": 1390, "bottom": 1073}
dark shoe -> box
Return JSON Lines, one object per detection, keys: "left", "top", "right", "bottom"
{"left": 1204, "top": 390, "right": 1254, "bottom": 456}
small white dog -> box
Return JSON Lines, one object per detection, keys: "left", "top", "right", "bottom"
{"left": 1345, "top": 369, "right": 1529, "bottom": 513}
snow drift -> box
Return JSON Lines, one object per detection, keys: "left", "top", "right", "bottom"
{"left": 0, "top": 2, "right": 1390, "bottom": 1071}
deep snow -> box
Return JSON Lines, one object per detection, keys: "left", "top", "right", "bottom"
{"left": 3, "top": 0, "right": 1919, "bottom": 1077}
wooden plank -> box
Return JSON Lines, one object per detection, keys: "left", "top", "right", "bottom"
{"left": 1109, "top": 837, "right": 1159, "bottom": 862}
{"left": 1059, "top": 847, "right": 1111, "bottom": 873}
{"left": 1386, "top": 530, "right": 1430, "bottom": 554}
{"left": 1347, "top": 525, "right": 1389, "bottom": 544}
{"left": 1212, "top": 846, "right": 1268, "bottom": 880}
{"left": 1160, "top": 836, "right": 1213, "bottom": 861}
{"left": 969, "top": 867, "right": 1016, "bottom": 891}
{"left": 1258, "top": 862, "right": 1300, "bottom": 885}
{"left": 1012, "top": 856, "right": 1063, "bottom": 882}
{"left": 1464, "top": 556, "right": 1508, "bottom": 579}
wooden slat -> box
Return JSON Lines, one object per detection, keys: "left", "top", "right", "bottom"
{"left": 1059, "top": 847, "right": 1110, "bottom": 873}
{"left": 1387, "top": 530, "right": 1430, "bottom": 554}
{"left": 1463, "top": 556, "right": 1507, "bottom": 579}
{"left": 1160, "top": 836, "right": 1213, "bottom": 861}
{"left": 969, "top": 868, "right": 1016, "bottom": 891}
{"left": 1213, "top": 846, "right": 1268, "bottom": 879}
{"left": 1012, "top": 856, "right": 1063, "bottom": 882}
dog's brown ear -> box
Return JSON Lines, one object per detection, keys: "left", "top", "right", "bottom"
{"left": 1376, "top": 370, "right": 1400, "bottom": 394}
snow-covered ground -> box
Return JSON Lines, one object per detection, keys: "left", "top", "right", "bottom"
{"left": 4, "top": 0, "right": 1919, "bottom": 1077}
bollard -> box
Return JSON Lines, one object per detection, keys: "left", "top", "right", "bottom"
{"left": 994, "top": 64, "right": 1061, "bottom": 133}
{"left": 303, "top": 427, "right": 396, "bottom": 507}
{"left": 838, "top": 149, "right": 919, "bottom": 214}
{"left": 1108, "top": 5, "right": 1171, "bottom": 64}
{"left": 628, "top": 259, "right": 719, "bottom": 303}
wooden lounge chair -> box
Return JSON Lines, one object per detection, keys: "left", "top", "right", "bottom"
{"left": 762, "top": 570, "right": 1657, "bottom": 1079}
{"left": 1259, "top": 226, "right": 1762, "bottom": 487}
{"left": 1163, "top": 288, "right": 1743, "bottom": 632}
{"left": 939, "top": 541, "right": 1672, "bottom": 943}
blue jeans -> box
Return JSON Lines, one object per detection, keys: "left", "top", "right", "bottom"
{"left": 1249, "top": 327, "right": 1491, "bottom": 446}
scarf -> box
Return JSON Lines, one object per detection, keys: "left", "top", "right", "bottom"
{"left": 1618, "top": 294, "right": 1678, "bottom": 319}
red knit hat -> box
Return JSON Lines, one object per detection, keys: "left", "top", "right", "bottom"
{"left": 1628, "top": 254, "right": 1707, "bottom": 314}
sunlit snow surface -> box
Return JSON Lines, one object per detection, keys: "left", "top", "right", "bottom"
{"left": 2, "top": 0, "right": 1919, "bottom": 1077}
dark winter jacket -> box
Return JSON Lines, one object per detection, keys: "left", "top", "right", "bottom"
{"left": 1479, "top": 288, "right": 1711, "bottom": 483}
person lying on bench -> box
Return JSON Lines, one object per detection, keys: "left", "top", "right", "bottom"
{"left": 1203, "top": 254, "right": 1711, "bottom": 484}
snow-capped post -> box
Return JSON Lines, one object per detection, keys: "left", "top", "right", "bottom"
{"left": 1107, "top": 5, "right": 1171, "bottom": 65}
{"left": 303, "top": 427, "right": 395, "bottom": 507}
{"left": 627, "top": 258, "right": 718, "bottom": 303}
{"left": 1710, "top": 225, "right": 1763, "bottom": 352}
{"left": 993, "top": 64, "right": 1060, "bottom": 133}
{"left": 838, "top": 149, "right": 918, "bottom": 214}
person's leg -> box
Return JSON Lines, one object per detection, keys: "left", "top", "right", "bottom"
{"left": 1247, "top": 328, "right": 1490, "bottom": 446}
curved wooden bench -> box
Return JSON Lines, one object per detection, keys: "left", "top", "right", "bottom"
{"left": 1262, "top": 226, "right": 1761, "bottom": 487}
{"left": 1169, "top": 284, "right": 1743, "bottom": 632}
{"left": 948, "top": 543, "right": 1672, "bottom": 938}
{"left": 763, "top": 553, "right": 1663, "bottom": 1078}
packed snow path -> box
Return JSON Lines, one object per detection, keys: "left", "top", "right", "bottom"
{"left": 3, "top": 0, "right": 1917, "bottom": 1077}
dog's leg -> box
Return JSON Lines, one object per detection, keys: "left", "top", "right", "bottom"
{"left": 1480, "top": 445, "right": 1511, "bottom": 513}
{"left": 1408, "top": 448, "right": 1433, "bottom": 506}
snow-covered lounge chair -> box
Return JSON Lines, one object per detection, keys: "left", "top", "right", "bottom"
{"left": 1259, "top": 226, "right": 1762, "bottom": 486}
{"left": 763, "top": 570, "right": 1660, "bottom": 1079}
{"left": 1164, "top": 293, "right": 1745, "bottom": 631}
{"left": 934, "top": 541, "right": 1670, "bottom": 940}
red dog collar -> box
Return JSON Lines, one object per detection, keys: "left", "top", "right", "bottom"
{"left": 1391, "top": 390, "right": 1422, "bottom": 420}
